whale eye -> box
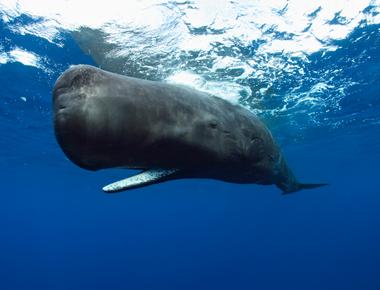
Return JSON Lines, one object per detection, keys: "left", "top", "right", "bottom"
{"left": 209, "top": 121, "right": 217, "bottom": 129}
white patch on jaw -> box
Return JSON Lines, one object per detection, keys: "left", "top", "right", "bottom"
{"left": 102, "top": 168, "right": 178, "bottom": 193}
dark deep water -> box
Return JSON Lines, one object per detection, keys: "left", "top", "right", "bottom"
{"left": 1, "top": 3, "right": 380, "bottom": 290}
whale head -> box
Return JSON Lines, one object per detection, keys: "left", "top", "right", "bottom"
{"left": 53, "top": 65, "right": 114, "bottom": 170}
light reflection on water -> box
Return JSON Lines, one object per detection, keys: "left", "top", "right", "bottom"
{"left": 0, "top": 0, "right": 379, "bottom": 140}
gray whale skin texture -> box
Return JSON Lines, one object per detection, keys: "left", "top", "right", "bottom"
{"left": 53, "top": 65, "right": 325, "bottom": 194}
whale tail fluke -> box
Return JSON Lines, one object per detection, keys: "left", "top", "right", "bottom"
{"left": 279, "top": 182, "right": 328, "bottom": 194}
{"left": 275, "top": 156, "right": 327, "bottom": 194}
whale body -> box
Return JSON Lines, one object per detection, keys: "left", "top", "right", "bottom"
{"left": 53, "top": 65, "right": 325, "bottom": 193}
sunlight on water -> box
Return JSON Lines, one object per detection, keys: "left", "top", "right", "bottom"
{"left": 0, "top": 0, "right": 379, "bottom": 137}
{"left": 8, "top": 47, "right": 40, "bottom": 66}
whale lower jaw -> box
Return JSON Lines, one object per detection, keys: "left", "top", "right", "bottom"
{"left": 102, "top": 168, "right": 179, "bottom": 193}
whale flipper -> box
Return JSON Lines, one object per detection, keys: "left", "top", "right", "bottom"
{"left": 102, "top": 168, "right": 179, "bottom": 193}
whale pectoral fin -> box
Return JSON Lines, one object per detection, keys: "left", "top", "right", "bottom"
{"left": 102, "top": 168, "right": 179, "bottom": 193}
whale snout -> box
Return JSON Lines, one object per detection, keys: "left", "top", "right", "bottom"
{"left": 53, "top": 64, "right": 105, "bottom": 116}
{"left": 53, "top": 65, "right": 100, "bottom": 99}
{"left": 53, "top": 65, "right": 114, "bottom": 171}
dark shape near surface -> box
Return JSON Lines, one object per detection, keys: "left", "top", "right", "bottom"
{"left": 53, "top": 65, "right": 326, "bottom": 193}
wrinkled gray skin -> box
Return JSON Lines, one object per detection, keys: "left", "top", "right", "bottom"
{"left": 53, "top": 65, "right": 323, "bottom": 193}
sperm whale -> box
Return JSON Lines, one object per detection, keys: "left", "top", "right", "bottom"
{"left": 53, "top": 65, "right": 326, "bottom": 193}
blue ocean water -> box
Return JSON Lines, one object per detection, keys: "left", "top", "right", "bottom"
{"left": 1, "top": 2, "right": 380, "bottom": 290}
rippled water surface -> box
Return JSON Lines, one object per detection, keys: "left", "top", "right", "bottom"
{"left": 1, "top": 1, "right": 380, "bottom": 290}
